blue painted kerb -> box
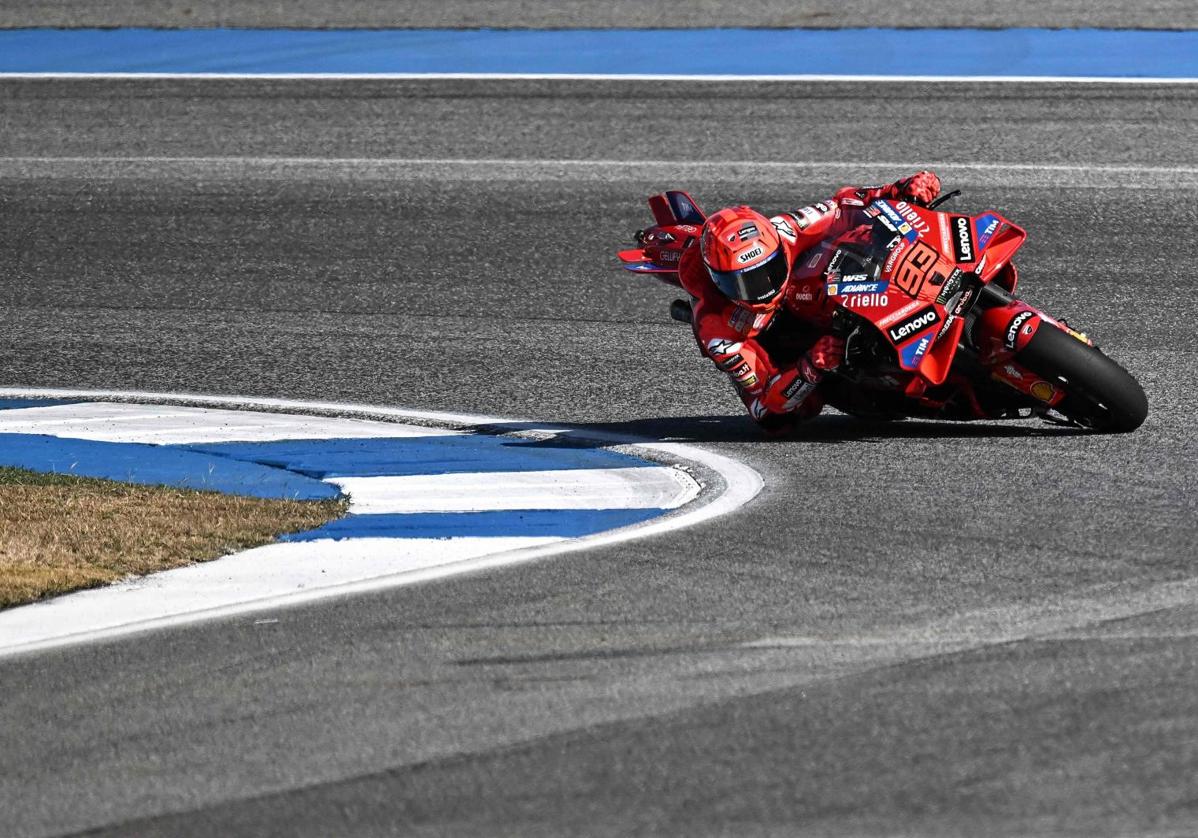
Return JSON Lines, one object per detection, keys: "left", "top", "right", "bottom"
{"left": 0, "top": 433, "right": 649, "bottom": 500}
{"left": 0, "top": 400, "right": 677, "bottom": 539}
{"left": 1, "top": 28, "right": 1197, "bottom": 77}
{"left": 0, "top": 433, "right": 339, "bottom": 500}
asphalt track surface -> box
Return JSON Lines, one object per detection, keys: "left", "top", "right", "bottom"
{"left": 1, "top": 1, "right": 1196, "bottom": 29}
{"left": 1, "top": 78, "right": 1196, "bottom": 836}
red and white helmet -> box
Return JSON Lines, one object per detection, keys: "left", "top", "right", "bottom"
{"left": 700, "top": 206, "right": 790, "bottom": 312}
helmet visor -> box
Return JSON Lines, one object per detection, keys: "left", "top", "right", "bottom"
{"left": 707, "top": 249, "right": 789, "bottom": 304}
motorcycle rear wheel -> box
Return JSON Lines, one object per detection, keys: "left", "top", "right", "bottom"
{"left": 1016, "top": 323, "right": 1148, "bottom": 432}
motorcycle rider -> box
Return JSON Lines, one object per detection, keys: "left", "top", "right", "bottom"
{"left": 677, "top": 171, "right": 942, "bottom": 433}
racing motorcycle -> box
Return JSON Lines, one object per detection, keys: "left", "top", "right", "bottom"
{"left": 618, "top": 189, "right": 1147, "bottom": 432}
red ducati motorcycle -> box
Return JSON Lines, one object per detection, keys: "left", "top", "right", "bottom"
{"left": 618, "top": 189, "right": 1147, "bottom": 432}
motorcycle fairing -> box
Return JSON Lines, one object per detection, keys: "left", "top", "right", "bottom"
{"left": 870, "top": 200, "right": 920, "bottom": 243}
{"left": 827, "top": 202, "right": 1026, "bottom": 384}
{"left": 621, "top": 260, "right": 679, "bottom": 273}
{"left": 990, "top": 358, "right": 1068, "bottom": 408}
{"left": 899, "top": 333, "right": 934, "bottom": 367}
{"left": 974, "top": 213, "right": 1002, "bottom": 250}
{"left": 652, "top": 191, "right": 706, "bottom": 226}
{"left": 617, "top": 192, "right": 707, "bottom": 285}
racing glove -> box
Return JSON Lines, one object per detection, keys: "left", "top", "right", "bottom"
{"left": 798, "top": 335, "right": 845, "bottom": 381}
{"left": 893, "top": 170, "right": 941, "bottom": 207}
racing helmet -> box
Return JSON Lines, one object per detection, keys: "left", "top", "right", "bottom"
{"left": 700, "top": 206, "right": 790, "bottom": 311}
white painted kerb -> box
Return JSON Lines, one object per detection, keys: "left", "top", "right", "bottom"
{"left": 0, "top": 389, "right": 763, "bottom": 658}
{"left": 331, "top": 467, "right": 700, "bottom": 514}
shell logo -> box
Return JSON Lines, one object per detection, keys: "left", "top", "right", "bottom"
{"left": 1030, "top": 380, "right": 1056, "bottom": 402}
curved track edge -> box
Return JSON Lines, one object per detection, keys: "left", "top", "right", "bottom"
{"left": 0, "top": 387, "right": 764, "bottom": 658}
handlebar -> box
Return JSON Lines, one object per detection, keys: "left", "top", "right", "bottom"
{"left": 926, "top": 189, "right": 963, "bottom": 210}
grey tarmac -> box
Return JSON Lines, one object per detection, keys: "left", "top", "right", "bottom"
{"left": 0, "top": 78, "right": 1195, "bottom": 837}
{"left": 1, "top": 0, "right": 1195, "bottom": 29}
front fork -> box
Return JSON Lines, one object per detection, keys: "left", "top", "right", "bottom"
{"left": 968, "top": 282, "right": 1090, "bottom": 409}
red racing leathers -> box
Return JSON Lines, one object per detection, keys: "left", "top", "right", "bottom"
{"left": 678, "top": 175, "right": 940, "bottom": 432}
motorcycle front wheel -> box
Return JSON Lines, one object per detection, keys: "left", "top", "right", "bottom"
{"left": 1016, "top": 322, "right": 1148, "bottom": 432}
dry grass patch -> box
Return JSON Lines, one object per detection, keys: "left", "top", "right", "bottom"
{"left": 0, "top": 467, "right": 347, "bottom": 609}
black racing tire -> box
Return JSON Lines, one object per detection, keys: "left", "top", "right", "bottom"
{"left": 1016, "top": 323, "right": 1148, "bottom": 432}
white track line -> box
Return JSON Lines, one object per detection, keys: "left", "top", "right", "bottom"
{"left": 2, "top": 156, "right": 1196, "bottom": 175}
{"left": 3, "top": 72, "right": 1197, "bottom": 84}
{"left": 5, "top": 157, "right": 1196, "bottom": 190}
{"left": 0, "top": 388, "right": 762, "bottom": 658}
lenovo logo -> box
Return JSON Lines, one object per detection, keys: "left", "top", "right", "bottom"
{"left": 1005, "top": 310, "right": 1035, "bottom": 348}
{"left": 951, "top": 216, "right": 976, "bottom": 263}
{"left": 888, "top": 306, "right": 940, "bottom": 343}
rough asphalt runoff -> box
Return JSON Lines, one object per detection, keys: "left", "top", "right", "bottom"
{"left": 2, "top": 43, "right": 1198, "bottom": 838}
